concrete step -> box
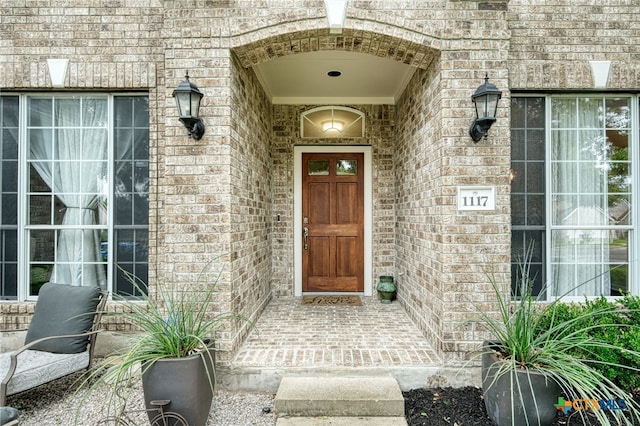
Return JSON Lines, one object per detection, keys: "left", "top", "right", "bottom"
{"left": 274, "top": 376, "right": 405, "bottom": 418}
{"left": 276, "top": 416, "right": 408, "bottom": 425}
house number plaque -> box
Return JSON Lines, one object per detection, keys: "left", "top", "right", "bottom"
{"left": 457, "top": 186, "right": 496, "bottom": 211}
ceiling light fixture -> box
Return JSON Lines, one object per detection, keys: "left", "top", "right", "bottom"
{"left": 323, "top": 121, "right": 344, "bottom": 133}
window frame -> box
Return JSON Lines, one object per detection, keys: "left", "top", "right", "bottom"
{"left": 0, "top": 92, "right": 149, "bottom": 301}
{"left": 300, "top": 106, "right": 365, "bottom": 138}
{"left": 511, "top": 93, "right": 638, "bottom": 301}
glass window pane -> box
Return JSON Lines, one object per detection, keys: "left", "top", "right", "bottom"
{"left": 577, "top": 97, "right": 603, "bottom": 128}
{"left": 605, "top": 98, "right": 631, "bottom": 129}
{"left": 336, "top": 160, "right": 357, "bottom": 175}
{"left": 133, "top": 194, "right": 149, "bottom": 223}
{"left": 526, "top": 162, "right": 544, "bottom": 193}
{"left": 552, "top": 162, "right": 577, "bottom": 193}
{"left": 551, "top": 231, "right": 628, "bottom": 297}
{"left": 527, "top": 130, "right": 545, "bottom": 161}
{"left": 609, "top": 195, "right": 630, "bottom": 225}
{"left": 510, "top": 162, "right": 525, "bottom": 193}
{"left": 551, "top": 130, "right": 576, "bottom": 161}
{"left": 2, "top": 161, "right": 17, "bottom": 192}
{"left": 552, "top": 194, "right": 577, "bottom": 225}
{"left": 607, "top": 129, "right": 628, "bottom": 151}
{"left": 0, "top": 225, "right": 17, "bottom": 295}
{"left": 1, "top": 96, "right": 19, "bottom": 127}
{"left": 308, "top": 160, "right": 329, "bottom": 175}
{"left": 578, "top": 130, "right": 605, "bottom": 161}
{"left": 115, "top": 97, "right": 133, "bottom": 127}
{"left": 55, "top": 98, "right": 81, "bottom": 127}
{"left": 28, "top": 98, "right": 52, "bottom": 127}
{"left": 511, "top": 195, "right": 526, "bottom": 226}
{"left": 28, "top": 129, "right": 53, "bottom": 160}
{"left": 30, "top": 230, "right": 55, "bottom": 262}
{"left": 133, "top": 97, "right": 149, "bottom": 127}
{"left": 1, "top": 195, "right": 17, "bottom": 224}
{"left": 116, "top": 193, "right": 133, "bottom": 224}
{"left": 2, "top": 129, "right": 18, "bottom": 159}
{"left": 116, "top": 129, "right": 133, "bottom": 159}
{"left": 551, "top": 98, "right": 576, "bottom": 128}
{"left": 527, "top": 195, "right": 545, "bottom": 225}
{"left": 526, "top": 97, "right": 545, "bottom": 128}
{"left": 134, "top": 130, "right": 149, "bottom": 159}
{"left": 29, "top": 195, "right": 52, "bottom": 224}
{"left": 511, "top": 130, "right": 525, "bottom": 160}
{"left": 113, "top": 96, "right": 149, "bottom": 296}
{"left": 30, "top": 264, "right": 53, "bottom": 296}
{"left": 510, "top": 98, "right": 526, "bottom": 127}
{"left": 116, "top": 161, "right": 133, "bottom": 192}
{"left": 511, "top": 230, "right": 545, "bottom": 298}
{"left": 83, "top": 98, "right": 108, "bottom": 127}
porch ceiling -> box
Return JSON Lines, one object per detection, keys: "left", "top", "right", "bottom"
{"left": 252, "top": 50, "right": 417, "bottom": 105}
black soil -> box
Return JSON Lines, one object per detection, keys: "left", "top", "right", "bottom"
{"left": 403, "top": 387, "right": 640, "bottom": 426}
{"left": 404, "top": 387, "right": 494, "bottom": 426}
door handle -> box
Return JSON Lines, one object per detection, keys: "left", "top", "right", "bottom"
{"left": 303, "top": 227, "right": 309, "bottom": 250}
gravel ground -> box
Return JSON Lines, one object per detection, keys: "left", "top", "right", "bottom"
{"left": 6, "top": 372, "right": 277, "bottom": 426}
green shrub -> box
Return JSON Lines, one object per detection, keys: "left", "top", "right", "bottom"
{"left": 536, "top": 295, "right": 640, "bottom": 392}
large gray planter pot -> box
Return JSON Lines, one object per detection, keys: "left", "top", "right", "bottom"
{"left": 142, "top": 347, "right": 215, "bottom": 426}
{"left": 482, "top": 341, "right": 561, "bottom": 426}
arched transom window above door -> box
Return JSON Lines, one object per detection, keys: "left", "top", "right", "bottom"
{"left": 301, "top": 106, "right": 365, "bottom": 138}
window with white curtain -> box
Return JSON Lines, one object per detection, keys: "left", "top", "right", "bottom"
{"left": 511, "top": 95, "right": 633, "bottom": 299}
{"left": 0, "top": 94, "right": 149, "bottom": 300}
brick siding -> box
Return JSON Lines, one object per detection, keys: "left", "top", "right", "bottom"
{"left": 1, "top": 0, "right": 638, "bottom": 364}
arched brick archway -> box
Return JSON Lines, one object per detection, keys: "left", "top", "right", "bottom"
{"left": 232, "top": 28, "right": 441, "bottom": 71}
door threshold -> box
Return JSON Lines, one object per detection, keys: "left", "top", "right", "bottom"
{"left": 302, "top": 292, "right": 365, "bottom": 296}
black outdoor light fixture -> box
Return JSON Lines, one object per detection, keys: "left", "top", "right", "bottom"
{"left": 469, "top": 74, "right": 502, "bottom": 142}
{"left": 172, "top": 71, "right": 205, "bottom": 140}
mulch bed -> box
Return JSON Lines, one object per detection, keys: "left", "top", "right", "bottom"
{"left": 404, "top": 387, "right": 493, "bottom": 426}
{"left": 403, "top": 387, "right": 640, "bottom": 426}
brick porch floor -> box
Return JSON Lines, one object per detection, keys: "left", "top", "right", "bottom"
{"left": 217, "top": 296, "right": 472, "bottom": 392}
{"left": 232, "top": 297, "right": 440, "bottom": 368}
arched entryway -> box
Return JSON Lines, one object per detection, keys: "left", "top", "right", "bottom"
{"left": 230, "top": 28, "right": 440, "bottom": 298}
{"left": 217, "top": 27, "right": 455, "bottom": 388}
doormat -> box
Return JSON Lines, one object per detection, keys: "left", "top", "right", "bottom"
{"left": 302, "top": 295, "right": 362, "bottom": 306}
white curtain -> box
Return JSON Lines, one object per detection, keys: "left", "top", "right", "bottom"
{"left": 30, "top": 98, "right": 108, "bottom": 288}
{"left": 551, "top": 97, "right": 610, "bottom": 296}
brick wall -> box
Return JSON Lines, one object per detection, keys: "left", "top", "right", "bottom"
{"left": 223, "top": 52, "right": 274, "bottom": 363}
{"left": 394, "top": 1, "right": 511, "bottom": 361}
{"left": 508, "top": 0, "right": 640, "bottom": 90}
{"left": 2, "top": 0, "right": 639, "bottom": 364}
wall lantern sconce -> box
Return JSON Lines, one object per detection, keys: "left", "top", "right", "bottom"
{"left": 469, "top": 74, "right": 502, "bottom": 142}
{"left": 172, "top": 72, "right": 205, "bottom": 140}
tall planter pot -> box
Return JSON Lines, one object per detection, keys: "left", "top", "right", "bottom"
{"left": 142, "top": 347, "right": 215, "bottom": 426}
{"left": 482, "top": 341, "right": 561, "bottom": 426}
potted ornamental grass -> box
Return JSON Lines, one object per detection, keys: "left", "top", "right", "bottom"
{"left": 475, "top": 246, "right": 640, "bottom": 426}
{"left": 82, "top": 259, "right": 244, "bottom": 426}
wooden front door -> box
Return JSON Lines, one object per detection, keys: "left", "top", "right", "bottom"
{"left": 302, "top": 152, "right": 364, "bottom": 292}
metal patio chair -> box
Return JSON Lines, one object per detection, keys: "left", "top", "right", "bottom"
{"left": 0, "top": 283, "right": 107, "bottom": 406}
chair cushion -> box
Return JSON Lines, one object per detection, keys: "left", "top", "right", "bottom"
{"left": 0, "top": 350, "right": 89, "bottom": 396}
{"left": 24, "top": 283, "right": 102, "bottom": 354}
